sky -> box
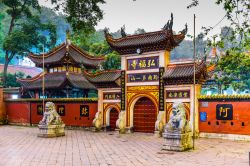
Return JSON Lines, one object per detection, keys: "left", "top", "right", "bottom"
{"left": 39, "top": 0, "right": 229, "bottom": 38}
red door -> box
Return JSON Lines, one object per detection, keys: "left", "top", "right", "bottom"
{"left": 110, "top": 108, "right": 119, "bottom": 130}
{"left": 133, "top": 97, "right": 157, "bottom": 133}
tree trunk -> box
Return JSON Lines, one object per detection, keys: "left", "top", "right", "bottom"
{"left": 3, "top": 51, "right": 15, "bottom": 87}
{"left": 2, "top": 16, "right": 15, "bottom": 87}
{"left": 2, "top": 56, "right": 9, "bottom": 88}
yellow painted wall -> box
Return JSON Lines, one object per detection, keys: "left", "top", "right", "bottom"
{"left": 164, "top": 51, "right": 170, "bottom": 67}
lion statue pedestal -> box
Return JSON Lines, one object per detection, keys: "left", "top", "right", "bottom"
{"left": 38, "top": 102, "right": 65, "bottom": 138}
{"left": 162, "top": 102, "right": 193, "bottom": 151}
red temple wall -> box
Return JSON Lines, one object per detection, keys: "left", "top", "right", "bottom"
{"left": 5, "top": 101, "right": 98, "bottom": 127}
{"left": 199, "top": 100, "right": 250, "bottom": 135}
{"left": 6, "top": 102, "right": 30, "bottom": 125}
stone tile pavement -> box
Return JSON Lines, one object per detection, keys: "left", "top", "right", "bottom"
{"left": 0, "top": 126, "right": 249, "bottom": 166}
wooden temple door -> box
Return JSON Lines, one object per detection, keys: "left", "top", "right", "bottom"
{"left": 109, "top": 108, "right": 119, "bottom": 130}
{"left": 133, "top": 97, "right": 157, "bottom": 133}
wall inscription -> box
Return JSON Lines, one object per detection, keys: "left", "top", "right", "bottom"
{"left": 80, "top": 105, "right": 89, "bottom": 117}
{"left": 103, "top": 92, "right": 121, "bottom": 100}
{"left": 127, "top": 56, "right": 159, "bottom": 70}
{"left": 166, "top": 90, "right": 190, "bottom": 99}
{"left": 216, "top": 104, "right": 233, "bottom": 120}
{"left": 127, "top": 73, "right": 159, "bottom": 82}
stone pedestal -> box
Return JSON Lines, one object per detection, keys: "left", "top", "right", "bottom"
{"left": 154, "top": 130, "right": 162, "bottom": 137}
{"left": 38, "top": 124, "right": 65, "bottom": 138}
{"left": 162, "top": 131, "right": 193, "bottom": 151}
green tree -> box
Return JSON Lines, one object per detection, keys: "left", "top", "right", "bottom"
{"left": 214, "top": 51, "right": 250, "bottom": 93}
{"left": 1, "top": 0, "right": 56, "bottom": 87}
{"left": 188, "top": 0, "right": 250, "bottom": 94}
{"left": 53, "top": 0, "right": 105, "bottom": 33}
{"left": 188, "top": 0, "right": 250, "bottom": 50}
{"left": 102, "top": 52, "right": 121, "bottom": 70}
{"left": 0, "top": 71, "right": 25, "bottom": 87}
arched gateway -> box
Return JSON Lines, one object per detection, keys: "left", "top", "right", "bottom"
{"left": 109, "top": 108, "right": 119, "bottom": 130}
{"left": 133, "top": 97, "right": 157, "bottom": 133}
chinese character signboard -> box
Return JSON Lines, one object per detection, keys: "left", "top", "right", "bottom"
{"left": 103, "top": 92, "right": 121, "bottom": 100}
{"left": 80, "top": 105, "right": 89, "bottom": 117}
{"left": 57, "top": 105, "right": 65, "bottom": 116}
{"left": 216, "top": 104, "right": 233, "bottom": 120}
{"left": 121, "top": 71, "right": 126, "bottom": 110}
{"left": 200, "top": 112, "right": 207, "bottom": 122}
{"left": 166, "top": 90, "right": 190, "bottom": 99}
{"left": 37, "top": 105, "right": 43, "bottom": 115}
{"left": 127, "top": 73, "right": 159, "bottom": 82}
{"left": 159, "top": 67, "right": 165, "bottom": 111}
{"left": 127, "top": 56, "right": 159, "bottom": 70}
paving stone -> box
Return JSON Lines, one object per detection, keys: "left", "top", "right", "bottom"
{"left": 0, "top": 126, "right": 249, "bottom": 166}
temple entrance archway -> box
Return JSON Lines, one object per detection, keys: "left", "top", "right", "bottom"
{"left": 104, "top": 104, "right": 120, "bottom": 131}
{"left": 133, "top": 97, "right": 157, "bottom": 133}
{"left": 109, "top": 108, "right": 119, "bottom": 130}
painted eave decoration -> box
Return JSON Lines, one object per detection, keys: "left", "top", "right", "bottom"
{"left": 199, "top": 94, "right": 250, "bottom": 101}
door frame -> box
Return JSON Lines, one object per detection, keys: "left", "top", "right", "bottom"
{"left": 104, "top": 104, "right": 120, "bottom": 126}
{"left": 128, "top": 94, "right": 158, "bottom": 129}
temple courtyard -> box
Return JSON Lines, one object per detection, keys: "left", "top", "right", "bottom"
{"left": 0, "top": 126, "right": 249, "bottom": 166}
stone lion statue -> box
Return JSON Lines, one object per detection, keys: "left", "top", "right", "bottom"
{"left": 39, "top": 102, "right": 64, "bottom": 126}
{"left": 116, "top": 111, "right": 126, "bottom": 133}
{"left": 155, "top": 112, "right": 165, "bottom": 135}
{"left": 165, "top": 102, "right": 190, "bottom": 133}
{"left": 92, "top": 111, "right": 103, "bottom": 131}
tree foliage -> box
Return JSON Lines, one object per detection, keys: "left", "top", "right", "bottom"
{"left": 214, "top": 51, "right": 250, "bottom": 92}
{"left": 3, "top": 16, "right": 56, "bottom": 54}
{"left": 188, "top": 0, "right": 250, "bottom": 50}
{"left": 0, "top": 71, "right": 25, "bottom": 87}
{"left": 1, "top": 0, "right": 56, "bottom": 87}
{"left": 52, "top": 0, "right": 105, "bottom": 33}
{"left": 188, "top": 0, "right": 250, "bottom": 93}
{"left": 102, "top": 51, "right": 121, "bottom": 70}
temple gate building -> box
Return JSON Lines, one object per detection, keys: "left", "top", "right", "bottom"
{"left": 96, "top": 16, "right": 208, "bottom": 134}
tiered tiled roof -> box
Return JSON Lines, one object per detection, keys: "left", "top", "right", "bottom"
{"left": 163, "top": 61, "right": 207, "bottom": 85}
{"left": 18, "top": 70, "right": 122, "bottom": 90}
{"left": 105, "top": 25, "right": 187, "bottom": 55}
{"left": 18, "top": 72, "right": 95, "bottom": 90}
{"left": 28, "top": 43, "right": 105, "bottom": 68}
{"left": 84, "top": 70, "right": 121, "bottom": 88}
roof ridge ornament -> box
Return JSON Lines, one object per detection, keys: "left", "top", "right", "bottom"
{"left": 163, "top": 13, "right": 174, "bottom": 31}
{"left": 66, "top": 29, "right": 71, "bottom": 51}
{"left": 104, "top": 28, "right": 111, "bottom": 38}
{"left": 179, "top": 23, "right": 188, "bottom": 35}
{"left": 121, "top": 25, "right": 127, "bottom": 37}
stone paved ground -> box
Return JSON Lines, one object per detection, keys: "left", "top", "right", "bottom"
{"left": 0, "top": 126, "right": 249, "bottom": 166}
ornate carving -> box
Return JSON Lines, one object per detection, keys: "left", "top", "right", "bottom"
{"left": 127, "top": 92, "right": 136, "bottom": 103}
{"left": 127, "top": 86, "right": 158, "bottom": 91}
{"left": 150, "top": 92, "right": 159, "bottom": 102}
{"left": 103, "top": 103, "right": 108, "bottom": 110}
